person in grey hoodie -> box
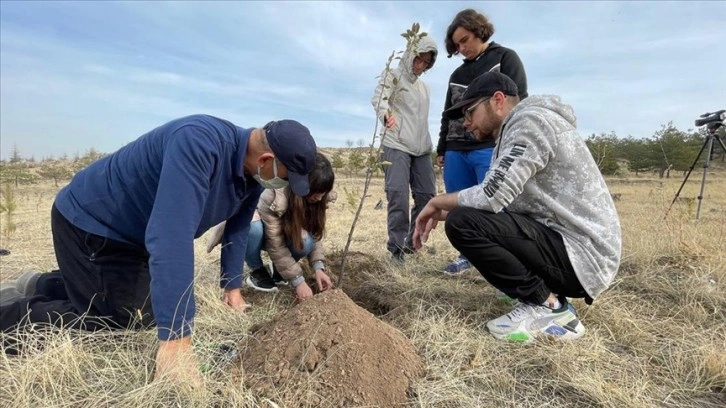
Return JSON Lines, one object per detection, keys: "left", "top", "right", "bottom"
{"left": 412, "top": 72, "right": 621, "bottom": 343}
{"left": 371, "top": 34, "right": 438, "bottom": 262}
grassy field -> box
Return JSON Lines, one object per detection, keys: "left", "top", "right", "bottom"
{"left": 0, "top": 169, "right": 724, "bottom": 407}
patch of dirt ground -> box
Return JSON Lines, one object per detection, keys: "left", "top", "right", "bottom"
{"left": 325, "top": 250, "right": 403, "bottom": 316}
{"left": 237, "top": 289, "right": 423, "bottom": 407}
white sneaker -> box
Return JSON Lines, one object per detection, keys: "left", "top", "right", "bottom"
{"left": 486, "top": 301, "right": 585, "bottom": 342}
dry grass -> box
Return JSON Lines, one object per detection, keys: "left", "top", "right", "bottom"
{"left": 1, "top": 167, "right": 725, "bottom": 407}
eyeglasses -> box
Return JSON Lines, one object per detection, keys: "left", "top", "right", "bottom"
{"left": 463, "top": 97, "right": 489, "bottom": 121}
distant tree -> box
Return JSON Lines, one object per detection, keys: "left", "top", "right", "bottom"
{"left": 72, "top": 147, "right": 106, "bottom": 172}
{"left": 347, "top": 148, "right": 365, "bottom": 177}
{"left": 345, "top": 140, "right": 354, "bottom": 150}
{"left": 9, "top": 145, "right": 22, "bottom": 164}
{"left": 585, "top": 132, "right": 620, "bottom": 175}
{"left": 621, "top": 136, "right": 654, "bottom": 176}
{"left": 331, "top": 150, "right": 345, "bottom": 173}
{"left": 38, "top": 159, "right": 74, "bottom": 187}
{"left": 0, "top": 146, "right": 38, "bottom": 186}
{"left": 0, "top": 162, "right": 39, "bottom": 186}
{"left": 649, "top": 123, "right": 701, "bottom": 178}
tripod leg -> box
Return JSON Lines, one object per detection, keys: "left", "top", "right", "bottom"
{"left": 695, "top": 137, "right": 715, "bottom": 219}
{"left": 664, "top": 137, "right": 708, "bottom": 218}
{"left": 714, "top": 135, "right": 726, "bottom": 155}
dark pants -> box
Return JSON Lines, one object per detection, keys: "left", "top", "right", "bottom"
{"left": 383, "top": 146, "right": 436, "bottom": 254}
{"left": 0, "top": 205, "right": 155, "bottom": 333}
{"left": 444, "top": 207, "right": 587, "bottom": 305}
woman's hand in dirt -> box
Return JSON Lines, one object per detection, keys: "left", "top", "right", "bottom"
{"left": 223, "top": 288, "right": 250, "bottom": 313}
{"left": 154, "top": 336, "right": 202, "bottom": 387}
{"left": 294, "top": 282, "right": 314, "bottom": 302}
{"left": 315, "top": 269, "right": 332, "bottom": 291}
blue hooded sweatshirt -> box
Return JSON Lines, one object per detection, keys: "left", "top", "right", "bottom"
{"left": 54, "top": 114, "right": 263, "bottom": 340}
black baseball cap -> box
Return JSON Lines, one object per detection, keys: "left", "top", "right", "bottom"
{"left": 443, "top": 71, "right": 519, "bottom": 120}
{"left": 264, "top": 120, "right": 317, "bottom": 196}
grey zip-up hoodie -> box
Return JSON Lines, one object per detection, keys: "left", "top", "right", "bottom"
{"left": 458, "top": 95, "right": 622, "bottom": 299}
{"left": 371, "top": 35, "right": 438, "bottom": 156}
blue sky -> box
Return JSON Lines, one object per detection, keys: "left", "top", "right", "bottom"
{"left": 1, "top": 1, "right": 724, "bottom": 160}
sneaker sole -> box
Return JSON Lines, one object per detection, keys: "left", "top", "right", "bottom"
{"left": 244, "top": 277, "right": 279, "bottom": 293}
{"left": 488, "top": 321, "right": 586, "bottom": 342}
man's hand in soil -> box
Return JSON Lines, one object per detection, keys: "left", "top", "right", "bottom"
{"left": 223, "top": 288, "right": 251, "bottom": 313}
{"left": 154, "top": 336, "right": 202, "bottom": 387}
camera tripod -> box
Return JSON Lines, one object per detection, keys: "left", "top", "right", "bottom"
{"left": 665, "top": 110, "right": 726, "bottom": 219}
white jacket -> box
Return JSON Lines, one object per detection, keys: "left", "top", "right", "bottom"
{"left": 458, "top": 95, "right": 622, "bottom": 299}
{"left": 371, "top": 35, "right": 438, "bottom": 156}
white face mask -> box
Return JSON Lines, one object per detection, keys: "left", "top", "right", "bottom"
{"left": 253, "top": 157, "right": 289, "bottom": 189}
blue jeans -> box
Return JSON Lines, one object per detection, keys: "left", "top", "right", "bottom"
{"left": 442, "top": 148, "right": 493, "bottom": 193}
{"left": 245, "top": 220, "right": 315, "bottom": 270}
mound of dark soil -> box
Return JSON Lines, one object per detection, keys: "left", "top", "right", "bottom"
{"left": 240, "top": 289, "right": 423, "bottom": 407}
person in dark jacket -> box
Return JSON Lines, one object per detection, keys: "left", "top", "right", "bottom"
{"left": 0, "top": 115, "right": 317, "bottom": 385}
{"left": 436, "top": 8, "right": 528, "bottom": 275}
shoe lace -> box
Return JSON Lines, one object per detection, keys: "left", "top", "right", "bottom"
{"left": 507, "top": 302, "right": 551, "bottom": 321}
{"left": 507, "top": 303, "right": 535, "bottom": 320}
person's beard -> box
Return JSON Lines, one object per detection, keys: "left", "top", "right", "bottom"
{"left": 473, "top": 104, "right": 501, "bottom": 141}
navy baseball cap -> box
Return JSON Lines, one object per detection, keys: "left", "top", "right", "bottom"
{"left": 263, "top": 120, "right": 317, "bottom": 196}
{"left": 443, "top": 71, "right": 519, "bottom": 120}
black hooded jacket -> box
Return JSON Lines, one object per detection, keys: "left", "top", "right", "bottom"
{"left": 436, "top": 42, "right": 528, "bottom": 156}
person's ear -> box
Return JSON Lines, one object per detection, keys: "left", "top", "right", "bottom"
{"left": 257, "top": 152, "right": 274, "bottom": 167}
{"left": 492, "top": 91, "right": 507, "bottom": 112}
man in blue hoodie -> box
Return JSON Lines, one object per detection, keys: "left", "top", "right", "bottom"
{"left": 0, "top": 115, "right": 317, "bottom": 383}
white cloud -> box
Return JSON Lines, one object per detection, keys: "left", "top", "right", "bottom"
{"left": 1, "top": 1, "right": 725, "bottom": 160}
